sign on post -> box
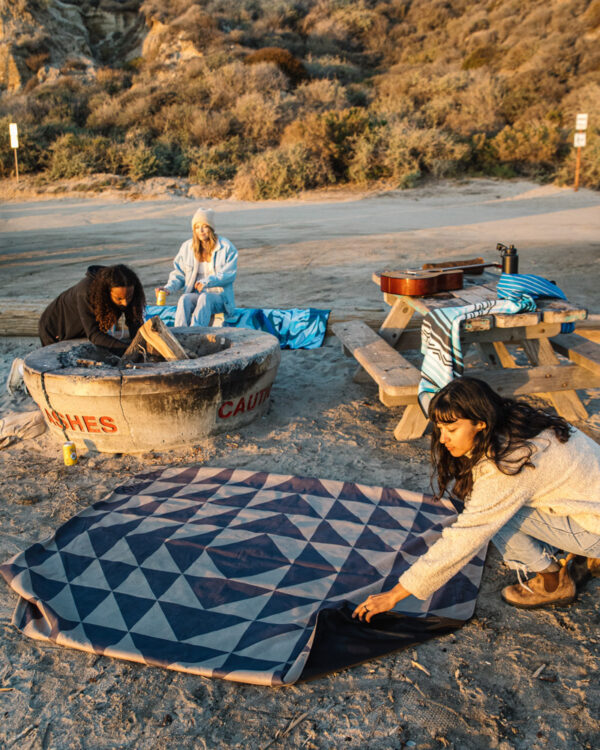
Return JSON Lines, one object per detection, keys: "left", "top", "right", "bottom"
{"left": 573, "top": 113, "right": 588, "bottom": 192}
{"left": 9, "top": 122, "right": 19, "bottom": 182}
{"left": 9, "top": 123, "right": 18, "bottom": 148}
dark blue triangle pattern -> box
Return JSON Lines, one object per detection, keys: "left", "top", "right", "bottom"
{"left": 0, "top": 467, "right": 486, "bottom": 685}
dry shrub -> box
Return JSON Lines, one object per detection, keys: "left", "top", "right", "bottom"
{"left": 415, "top": 1, "right": 455, "bottom": 33}
{"left": 462, "top": 44, "right": 497, "bottom": 70}
{"left": 188, "top": 137, "right": 246, "bottom": 186}
{"left": 171, "top": 5, "right": 219, "bottom": 38}
{"left": 188, "top": 110, "right": 232, "bottom": 146}
{"left": 86, "top": 95, "right": 118, "bottom": 130}
{"left": 111, "top": 85, "right": 175, "bottom": 129}
{"left": 443, "top": 70, "right": 504, "bottom": 136}
{"left": 95, "top": 67, "right": 131, "bottom": 95}
{"left": 498, "top": 70, "right": 567, "bottom": 124}
{"left": 34, "top": 79, "right": 89, "bottom": 127}
{"left": 502, "top": 41, "right": 536, "bottom": 71}
{"left": 204, "top": 61, "right": 286, "bottom": 109}
{"left": 244, "top": 47, "right": 308, "bottom": 86}
{"left": 304, "top": 55, "right": 363, "bottom": 84}
{"left": 232, "top": 143, "right": 334, "bottom": 200}
{"left": 349, "top": 121, "right": 470, "bottom": 186}
{"left": 47, "top": 133, "right": 123, "bottom": 179}
{"left": 281, "top": 108, "right": 370, "bottom": 179}
{"left": 560, "top": 83, "right": 600, "bottom": 126}
{"left": 294, "top": 79, "right": 348, "bottom": 112}
{"left": 490, "top": 121, "right": 563, "bottom": 172}
{"left": 231, "top": 92, "right": 281, "bottom": 147}
{"left": 123, "top": 143, "right": 159, "bottom": 180}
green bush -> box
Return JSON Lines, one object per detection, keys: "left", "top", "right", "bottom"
{"left": 281, "top": 108, "right": 371, "bottom": 179}
{"left": 490, "top": 121, "right": 564, "bottom": 175}
{"left": 349, "top": 121, "right": 470, "bottom": 186}
{"left": 124, "top": 143, "right": 160, "bottom": 180}
{"left": 188, "top": 138, "right": 246, "bottom": 185}
{"left": 232, "top": 144, "right": 334, "bottom": 200}
{"left": 47, "top": 133, "right": 122, "bottom": 179}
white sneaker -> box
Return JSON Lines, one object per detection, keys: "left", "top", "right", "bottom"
{"left": 6, "top": 357, "right": 25, "bottom": 395}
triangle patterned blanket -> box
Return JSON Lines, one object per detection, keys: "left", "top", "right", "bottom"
{"left": 0, "top": 466, "right": 485, "bottom": 685}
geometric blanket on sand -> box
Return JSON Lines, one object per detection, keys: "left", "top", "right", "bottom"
{"left": 0, "top": 466, "right": 485, "bottom": 686}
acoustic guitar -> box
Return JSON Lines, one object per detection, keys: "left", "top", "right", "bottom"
{"left": 379, "top": 258, "right": 502, "bottom": 297}
{"left": 380, "top": 268, "right": 465, "bottom": 296}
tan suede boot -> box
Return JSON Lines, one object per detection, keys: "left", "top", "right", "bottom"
{"left": 501, "top": 565, "right": 576, "bottom": 609}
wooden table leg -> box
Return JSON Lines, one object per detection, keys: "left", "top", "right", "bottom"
{"left": 354, "top": 297, "right": 416, "bottom": 383}
{"left": 394, "top": 404, "right": 429, "bottom": 441}
{"left": 477, "top": 341, "right": 518, "bottom": 368}
{"left": 378, "top": 298, "right": 416, "bottom": 346}
{"left": 521, "top": 337, "right": 588, "bottom": 421}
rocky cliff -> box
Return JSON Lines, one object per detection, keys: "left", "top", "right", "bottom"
{"left": 0, "top": 0, "right": 146, "bottom": 91}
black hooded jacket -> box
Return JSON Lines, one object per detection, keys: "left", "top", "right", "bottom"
{"left": 38, "top": 266, "right": 140, "bottom": 354}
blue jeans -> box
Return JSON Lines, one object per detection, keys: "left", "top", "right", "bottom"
{"left": 492, "top": 507, "right": 600, "bottom": 573}
{"left": 175, "top": 291, "right": 226, "bottom": 327}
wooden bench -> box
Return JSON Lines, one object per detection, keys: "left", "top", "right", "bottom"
{"left": 332, "top": 320, "right": 429, "bottom": 440}
{"left": 550, "top": 333, "right": 600, "bottom": 376}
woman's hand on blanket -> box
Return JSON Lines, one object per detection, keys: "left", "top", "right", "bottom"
{"left": 195, "top": 282, "right": 205, "bottom": 292}
{"left": 353, "top": 583, "right": 410, "bottom": 623}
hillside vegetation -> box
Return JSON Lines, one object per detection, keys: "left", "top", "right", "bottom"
{"left": 1, "top": 0, "right": 599, "bottom": 197}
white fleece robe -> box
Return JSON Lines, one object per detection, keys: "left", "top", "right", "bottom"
{"left": 399, "top": 428, "right": 600, "bottom": 600}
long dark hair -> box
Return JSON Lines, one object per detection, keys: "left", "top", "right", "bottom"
{"left": 428, "top": 377, "right": 572, "bottom": 500}
{"left": 88, "top": 265, "right": 145, "bottom": 332}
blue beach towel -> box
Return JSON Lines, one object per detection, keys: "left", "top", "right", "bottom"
{"left": 417, "top": 273, "right": 575, "bottom": 413}
{"left": 144, "top": 306, "right": 329, "bottom": 350}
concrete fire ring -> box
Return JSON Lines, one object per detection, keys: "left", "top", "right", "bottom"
{"left": 23, "top": 326, "right": 281, "bottom": 453}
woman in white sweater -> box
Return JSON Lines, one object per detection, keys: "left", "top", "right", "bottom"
{"left": 156, "top": 208, "right": 238, "bottom": 327}
{"left": 354, "top": 377, "right": 600, "bottom": 620}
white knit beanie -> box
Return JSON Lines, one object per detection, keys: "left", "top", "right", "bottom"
{"left": 191, "top": 207, "right": 216, "bottom": 231}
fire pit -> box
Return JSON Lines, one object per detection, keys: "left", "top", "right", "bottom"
{"left": 23, "top": 326, "right": 281, "bottom": 453}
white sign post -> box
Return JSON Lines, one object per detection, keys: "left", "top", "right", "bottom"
{"left": 9, "top": 123, "right": 19, "bottom": 182}
{"left": 574, "top": 113, "right": 588, "bottom": 192}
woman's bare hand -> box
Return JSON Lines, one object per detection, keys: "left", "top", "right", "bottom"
{"left": 194, "top": 282, "right": 204, "bottom": 293}
{"left": 154, "top": 287, "right": 169, "bottom": 295}
{"left": 352, "top": 583, "right": 410, "bottom": 623}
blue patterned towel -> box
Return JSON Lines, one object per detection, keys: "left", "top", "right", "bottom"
{"left": 1, "top": 467, "right": 485, "bottom": 686}
{"left": 418, "top": 273, "right": 574, "bottom": 413}
{"left": 145, "top": 306, "right": 329, "bottom": 350}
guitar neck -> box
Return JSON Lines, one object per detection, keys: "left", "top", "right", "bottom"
{"left": 422, "top": 261, "right": 501, "bottom": 274}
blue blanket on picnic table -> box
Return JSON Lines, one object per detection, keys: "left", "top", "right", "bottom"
{"left": 145, "top": 306, "right": 330, "bottom": 350}
{"left": 1, "top": 467, "right": 485, "bottom": 686}
{"left": 418, "top": 273, "right": 576, "bottom": 413}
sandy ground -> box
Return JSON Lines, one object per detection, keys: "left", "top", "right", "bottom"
{"left": 0, "top": 178, "right": 599, "bottom": 749}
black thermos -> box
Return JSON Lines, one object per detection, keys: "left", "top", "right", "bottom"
{"left": 498, "top": 243, "right": 519, "bottom": 274}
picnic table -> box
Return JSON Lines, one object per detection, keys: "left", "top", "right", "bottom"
{"left": 333, "top": 270, "right": 600, "bottom": 441}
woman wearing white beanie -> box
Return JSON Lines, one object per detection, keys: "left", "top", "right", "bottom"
{"left": 156, "top": 208, "right": 238, "bottom": 327}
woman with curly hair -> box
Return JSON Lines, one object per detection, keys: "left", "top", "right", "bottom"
{"left": 38, "top": 264, "right": 145, "bottom": 355}
{"left": 354, "top": 377, "right": 600, "bottom": 620}
{"left": 156, "top": 207, "right": 238, "bottom": 327}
